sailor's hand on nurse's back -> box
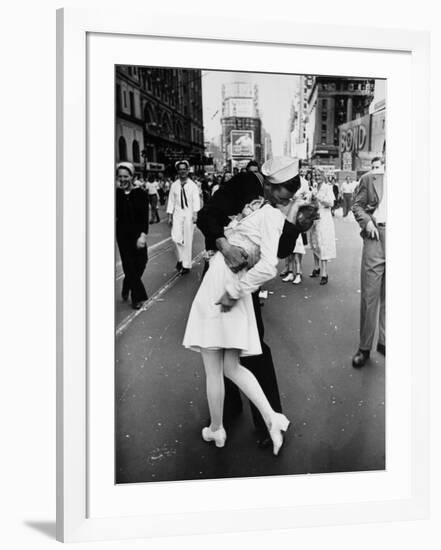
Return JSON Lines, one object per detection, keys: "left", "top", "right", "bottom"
{"left": 216, "top": 238, "right": 248, "bottom": 273}
{"left": 168, "top": 215, "right": 173, "bottom": 226}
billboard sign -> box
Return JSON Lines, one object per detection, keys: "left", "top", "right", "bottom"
{"left": 339, "top": 115, "right": 370, "bottom": 155}
{"left": 231, "top": 130, "right": 254, "bottom": 158}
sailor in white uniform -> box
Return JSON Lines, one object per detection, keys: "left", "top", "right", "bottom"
{"left": 166, "top": 160, "right": 201, "bottom": 274}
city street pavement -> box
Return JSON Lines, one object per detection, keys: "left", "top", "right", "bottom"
{"left": 115, "top": 210, "right": 385, "bottom": 484}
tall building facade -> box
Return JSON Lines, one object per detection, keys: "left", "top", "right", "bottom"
{"left": 305, "top": 76, "right": 375, "bottom": 167}
{"left": 115, "top": 66, "right": 205, "bottom": 176}
{"left": 283, "top": 102, "right": 297, "bottom": 157}
{"left": 220, "top": 79, "right": 264, "bottom": 169}
{"left": 288, "top": 75, "right": 314, "bottom": 161}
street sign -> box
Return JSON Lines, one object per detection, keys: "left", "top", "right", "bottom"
{"left": 146, "top": 162, "right": 165, "bottom": 171}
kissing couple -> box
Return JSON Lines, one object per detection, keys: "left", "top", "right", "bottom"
{"left": 183, "top": 157, "right": 319, "bottom": 456}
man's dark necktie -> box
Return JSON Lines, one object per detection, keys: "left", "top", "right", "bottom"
{"left": 180, "top": 185, "right": 188, "bottom": 209}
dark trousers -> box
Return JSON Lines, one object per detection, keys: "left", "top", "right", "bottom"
{"left": 359, "top": 226, "right": 386, "bottom": 350}
{"left": 117, "top": 234, "right": 148, "bottom": 305}
{"left": 343, "top": 193, "right": 353, "bottom": 216}
{"left": 200, "top": 260, "right": 282, "bottom": 434}
{"left": 149, "top": 195, "right": 160, "bottom": 223}
{"left": 225, "top": 291, "right": 282, "bottom": 434}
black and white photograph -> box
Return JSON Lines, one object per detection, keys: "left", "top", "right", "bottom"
{"left": 114, "top": 66, "right": 386, "bottom": 484}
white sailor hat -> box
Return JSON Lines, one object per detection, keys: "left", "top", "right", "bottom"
{"left": 116, "top": 161, "right": 135, "bottom": 176}
{"left": 261, "top": 156, "right": 299, "bottom": 184}
{"left": 175, "top": 159, "right": 190, "bottom": 170}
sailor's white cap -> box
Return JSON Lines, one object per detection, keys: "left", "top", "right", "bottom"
{"left": 116, "top": 161, "right": 135, "bottom": 176}
{"left": 175, "top": 159, "right": 190, "bottom": 170}
{"left": 261, "top": 156, "right": 299, "bottom": 184}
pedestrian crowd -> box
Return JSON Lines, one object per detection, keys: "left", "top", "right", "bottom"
{"left": 116, "top": 153, "right": 386, "bottom": 456}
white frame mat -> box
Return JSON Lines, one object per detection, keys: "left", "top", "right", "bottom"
{"left": 56, "top": 7, "right": 430, "bottom": 543}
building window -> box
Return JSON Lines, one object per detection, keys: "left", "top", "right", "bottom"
{"left": 123, "top": 91, "right": 127, "bottom": 109}
{"left": 176, "top": 121, "right": 182, "bottom": 140}
{"left": 116, "top": 84, "right": 122, "bottom": 111}
{"left": 144, "top": 104, "right": 153, "bottom": 124}
{"left": 129, "top": 92, "right": 135, "bottom": 116}
{"left": 118, "top": 136, "right": 127, "bottom": 161}
{"left": 132, "top": 140, "right": 140, "bottom": 163}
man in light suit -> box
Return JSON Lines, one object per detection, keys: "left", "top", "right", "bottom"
{"left": 351, "top": 157, "right": 386, "bottom": 367}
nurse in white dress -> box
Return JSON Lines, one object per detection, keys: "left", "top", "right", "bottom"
{"left": 309, "top": 168, "right": 337, "bottom": 285}
{"left": 183, "top": 196, "right": 291, "bottom": 454}
{"left": 167, "top": 160, "right": 201, "bottom": 274}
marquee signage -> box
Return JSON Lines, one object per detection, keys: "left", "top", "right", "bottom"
{"left": 145, "top": 162, "right": 165, "bottom": 171}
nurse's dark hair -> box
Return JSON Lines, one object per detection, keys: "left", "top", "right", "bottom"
{"left": 279, "top": 173, "right": 301, "bottom": 195}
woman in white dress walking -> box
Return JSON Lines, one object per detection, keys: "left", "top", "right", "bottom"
{"left": 309, "top": 168, "right": 337, "bottom": 285}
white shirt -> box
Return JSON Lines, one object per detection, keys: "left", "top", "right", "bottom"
{"left": 145, "top": 181, "right": 159, "bottom": 196}
{"left": 166, "top": 178, "right": 201, "bottom": 215}
{"left": 341, "top": 181, "right": 353, "bottom": 194}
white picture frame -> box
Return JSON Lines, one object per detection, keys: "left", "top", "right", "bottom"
{"left": 56, "top": 7, "right": 430, "bottom": 543}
